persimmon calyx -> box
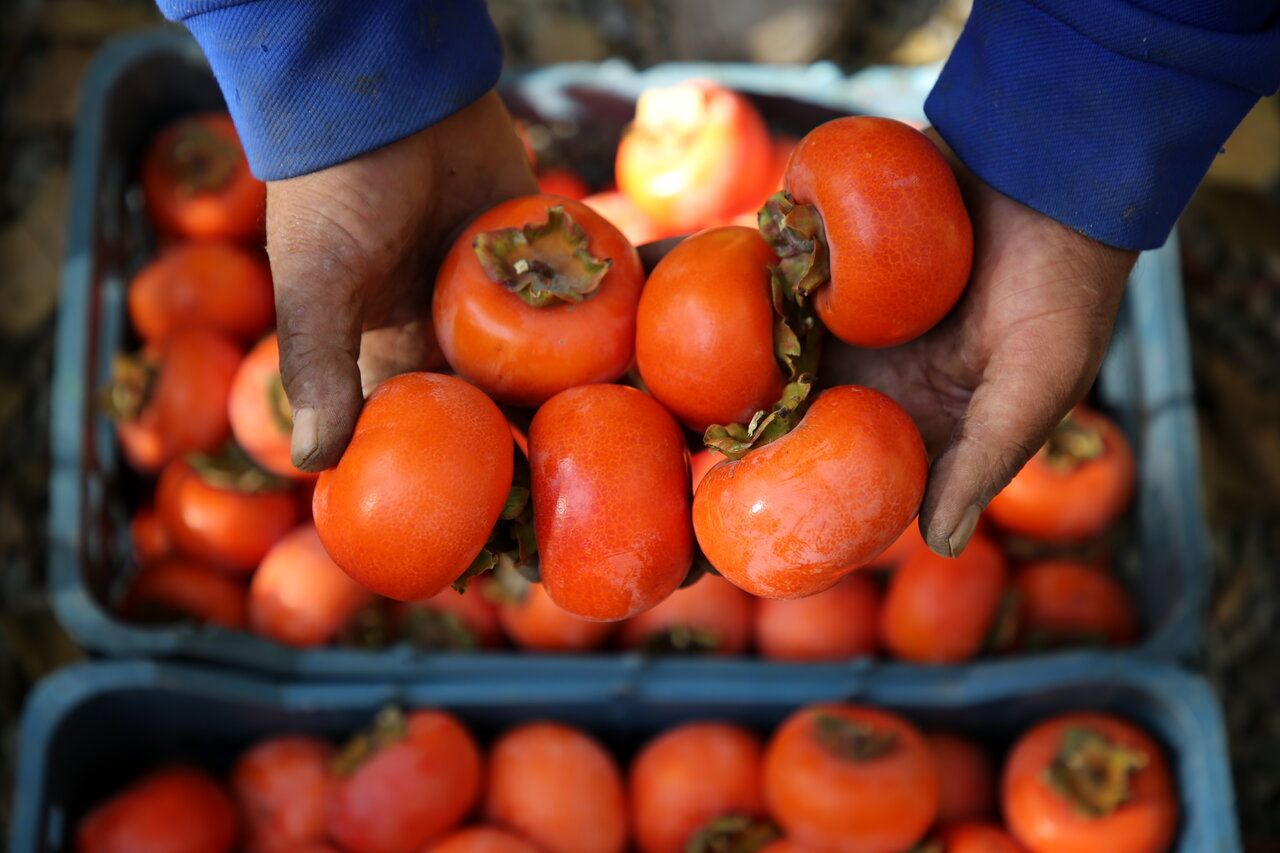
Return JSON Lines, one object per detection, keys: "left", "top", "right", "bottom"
{"left": 639, "top": 625, "right": 722, "bottom": 655}
{"left": 401, "top": 606, "right": 479, "bottom": 651}
{"left": 686, "top": 814, "right": 780, "bottom": 853}
{"left": 453, "top": 450, "right": 539, "bottom": 593}
{"left": 169, "top": 125, "right": 240, "bottom": 196}
{"left": 188, "top": 441, "right": 290, "bottom": 494}
{"left": 104, "top": 354, "right": 157, "bottom": 421}
{"left": 266, "top": 373, "right": 293, "bottom": 433}
{"left": 473, "top": 206, "right": 611, "bottom": 308}
{"left": 331, "top": 705, "right": 408, "bottom": 777}
{"left": 812, "top": 713, "right": 900, "bottom": 762}
{"left": 480, "top": 558, "right": 535, "bottom": 607}
{"left": 1045, "top": 726, "right": 1148, "bottom": 817}
{"left": 703, "top": 375, "right": 812, "bottom": 461}
{"left": 905, "top": 843, "right": 944, "bottom": 853}
{"left": 337, "top": 602, "right": 393, "bottom": 649}
{"left": 1042, "top": 411, "right": 1106, "bottom": 472}
{"left": 759, "top": 192, "right": 830, "bottom": 302}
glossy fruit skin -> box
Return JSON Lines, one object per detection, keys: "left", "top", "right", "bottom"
{"left": 764, "top": 704, "right": 938, "bottom": 853}
{"left": 1003, "top": 713, "right": 1176, "bottom": 853}
{"left": 536, "top": 169, "right": 590, "bottom": 200}
{"left": 250, "top": 524, "right": 373, "bottom": 648}
{"left": 785, "top": 116, "right": 972, "bottom": 347}
{"left": 142, "top": 113, "right": 265, "bottom": 242}
{"left": 486, "top": 723, "right": 627, "bottom": 853}
{"left": 157, "top": 457, "right": 299, "bottom": 573}
{"left": 496, "top": 580, "right": 616, "bottom": 652}
{"left": 619, "top": 575, "right": 755, "bottom": 655}
{"left": 582, "top": 190, "right": 673, "bottom": 246}
{"left": 879, "top": 534, "right": 1009, "bottom": 664}
{"left": 755, "top": 574, "right": 880, "bottom": 662}
{"left": 231, "top": 736, "right": 334, "bottom": 852}
{"left": 531, "top": 384, "right": 693, "bottom": 621}
{"left": 128, "top": 242, "right": 273, "bottom": 344}
{"left": 986, "top": 407, "right": 1135, "bottom": 543}
{"left": 927, "top": 733, "right": 996, "bottom": 824}
{"left": 630, "top": 722, "right": 765, "bottom": 853}
{"left": 230, "top": 335, "right": 312, "bottom": 479}
{"left": 1014, "top": 560, "right": 1138, "bottom": 648}
{"left": 433, "top": 195, "right": 644, "bottom": 407}
{"left": 636, "top": 226, "right": 785, "bottom": 431}
{"left": 399, "top": 586, "right": 505, "bottom": 650}
{"left": 939, "top": 822, "right": 1029, "bottom": 853}
{"left": 694, "top": 386, "right": 927, "bottom": 599}
{"left": 313, "top": 373, "right": 513, "bottom": 601}
{"left": 328, "top": 710, "right": 482, "bottom": 853}
{"left": 131, "top": 507, "right": 173, "bottom": 565}
{"left": 425, "top": 827, "right": 541, "bottom": 853}
{"left": 617, "top": 80, "right": 773, "bottom": 231}
{"left": 689, "top": 448, "right": 725, "bottom": 494}
{"left": 123, "top": 558, "right": 248, "bottom": 629}
{"left": 76, "top": 766, "right": 238, "bottom": 853}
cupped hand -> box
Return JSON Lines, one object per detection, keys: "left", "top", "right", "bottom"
{"left": 267, "top": 91, "right": 537, "bottom": 472}
{"left": 823, "top": 139, "right": 1137, "bottom": 558}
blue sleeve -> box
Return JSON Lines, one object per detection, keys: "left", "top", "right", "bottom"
{"left": 924, "top": 0, "right": 1280, "bottom": 250}
{"left": 156, "top": 0, "right": 503, "bottom": 181}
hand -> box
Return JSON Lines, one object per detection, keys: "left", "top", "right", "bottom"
{"left": 823, "top": 141, "right": 1137, "bottom": 558}
{"left": 266, "top": 91, "right": 537, "bottom": 472}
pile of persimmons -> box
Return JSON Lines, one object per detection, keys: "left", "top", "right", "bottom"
{"left": 75, "top": 700, "right": 1178, "bottom": 853}
{"left": 111, "top": 81, "right": 1139, "bottom": 665}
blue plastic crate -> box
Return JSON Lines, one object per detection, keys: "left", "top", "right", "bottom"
{"left": 49, "top": 29, "right": 1209, "bottom": 676}
{"left": 10, "top": 656, "right": 1239, "bottom": 852}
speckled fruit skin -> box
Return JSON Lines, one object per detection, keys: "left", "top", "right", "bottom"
{"left": 693, "top": 386, "right": 927, "bottom": 599}
{"left": 1003, "top": 713, "right": 1176, "bottom": 853}
{"left": 636, "top": 226, "right": 786, "bottom": 432}
{"left": 764, "top": 704, "right": 938, "bottom": 853}
{"left": 786, "top": 116, "right": 972, "bottom": 347}
{"left": 313, "top": 373, "right": 513, "bottom": 601}
{"left": 530, "top": 384, "right": 693, "bottom": 621}
{"left": 432, "top": 195, "right": 644, "bottom": 408}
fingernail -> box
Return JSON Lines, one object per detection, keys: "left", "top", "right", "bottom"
{"left": 291, "top": 407, "right": 318, "bottom": 467}
{"left": 946, "top": 505, "right": 983, "bottom": 558}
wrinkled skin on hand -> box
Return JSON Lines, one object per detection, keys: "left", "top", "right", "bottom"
{"left": 266, "top": 91, "right": 537, "bottom": 472}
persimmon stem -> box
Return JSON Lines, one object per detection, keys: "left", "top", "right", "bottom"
{"left": 759, "top": 191, "right": 830, "bottom": 302}
{"left": 453, "top": 447, "right": 539, "bottom": 593}
{"left": 686, "top": 815, "right": 780, "bottom": 853}
{"left": 1044, "top": 726, "right": 1148, "bottom": 817}
{"left": 1043, "top": 411, "right": 1106, "bottom": 472}
{"left": 812, "top": 713, "right": 900, "bottom": 762}
{"left": 104, "top": 353, "right": 157, "bottom": 422}
{"left": 473, "top": 206, "right": 611, "bottom": 308}
{"left": 331, "top": 706, "right": 408, "bottom": 777}
{"left": 401, "top": 606, "right": 479, "bottom": 651}
{"left": 169, "top": 125, "right": 240, "bottom": 196}
{"left": 187, "top": 441, "right": 289, "bottom": 494}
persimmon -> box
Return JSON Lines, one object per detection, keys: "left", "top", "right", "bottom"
{"left": 582, "top": 190, "right": 672, "bottom": 246}
{"left": 693, "top": 386, "right": 927, "bottom": 599}
{"left": 130, "top": 506, "right": 173, "bottom": 565}
{"left": 313, "top": 373, "right": 513, "bottom": 601}
{"left": 492, "top": 574, "right": 615, "bottom": 652}
{"left": 879, "top": 534, "right": 1010, "bottom": 664}
{"left": 122, "top": 558, "right": 248, "bottom": 629}
{"left": 764, "top": 704, "right": 938, "bottom": 853}
{"left": 77, "top": 766, "right": 238, "bottom": 853}
{"left": 619, "top": 574, "right": 754, "bottom": 655}
{"left": 530, "top": 384, "right": 693, "bottom": 620}
{"left": 157, "top": 455, "right": 298, "bottom": 573}
{"left": 755, "top": 573, "right": 880, "bottom": 662}
{"left": 230, "top": 334, "right": 312, "bottom": 480}
{"left": 328, "top": 708, "right": 482, "bottom": 853}
{"left": 128, "top": 241, "right": 273, "bottom": 344}
{"left": 249, "top": 524, "right": 373, "bottom": 648}
{"left": 616, "top": 80, "right": 773, "bottom": 231}
{"left": 486, "top": 722, "right": 627, "bottom": 853}
{"left": 398, "top": 586, "right": 505, "bottom": 651}
{"left": 689, "top": 448, "right": 725, "bottom": 494}
{"left": 938, "top": 822, "right": 1029, "bottom": 852}
{"left": 433, "top": 196, "right": 644, "bottom": 407}
{"left": 765, "top": 116, "right": 972, "bottom": 347}
{"left": 536, "top": 169, "right": 590, "bottom": 200}
{"left": 636, "top": 227, "right": 786, "bottom": 432}
{"left": 108, "top": 329, "right": 241, "bottom": 473}
{"left": 864, "top": 521, "right": 927, "bottom": 571}
{"left": 927, "top": 733, "right": 996, "bottom": 824}
{"left": 987, "top": 407, "right": 1135, "bottom": 543}
{"left": 630, "top": 722, "right": 766, "bottom": 853}
{"left": 141, "top": 113, "right": 265, "bottom": 242}
{"left": 425, "top": 827, "right": 541, "bottom": 853}
{"left": 232, "top": 736, "right": 334, "bottom": 852}
{"left": 1002, "top": 713, "right": 1177, "bottom": 853}
{"left": 1014, "top": 560, "right": 1138, "bottom": 648}
{"left": 758, "top": 843, "right": 811, "bottom": 853}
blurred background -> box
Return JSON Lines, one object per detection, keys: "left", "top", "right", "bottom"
{"left": 1, "top": 0, "right": 1277, "bottom": 846}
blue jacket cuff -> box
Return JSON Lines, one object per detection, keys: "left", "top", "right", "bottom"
{"left": 157, "top": 0, "right": 503, "bottom": 180}
{"left": 925, "top": 0, "right": 1280, "bottom": 250}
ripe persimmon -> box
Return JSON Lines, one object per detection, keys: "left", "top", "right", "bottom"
{"left": 141, "top": 112, "right": 265, "bottom": 242}
{"left": 1002, "top": 713, "right": 1177, "bottom": 853}
{"left": 486, "top": 722, "right": 627, "bottom": 853}
{"left": 938, "top": 822, "right": 1029, "bottom": 852}
{"left": 927, "top": 733, "right": 996, "bottom": 824}
{"left": 689, "top": 448, "right": 725, "bottom": 494}
{"left": 582, "top": 190, "right": 672, "bottom": 246}
{"left": 313, "top": 373, "right": 513, "bottom": 601}
{"left": 987, "top": 407, "right": 1135, "bottom": 543}
{"left": 879, "top": 534, "right": 1010, "bottom": 664}
{"left": 536, "top": 169, "right": 590, "bottom": 200}
{"left": 619, "top": 574, "right": 754, "bottom": 655}
{"left": 77, "top": 766, "right": 238, "bottom": 853}
{"left": 130, "top": 506, "right": 173, "bottom": 565}
{"left": 398, "top": 586, "right": 505, "bottom": 651}
{"left": 492, "top": 575, "right": 616, "bottom": 652}
{"left": 1014, "top": 560, "right": 1138, "bottom": 648}
{"left": 229, "top": 334, "right": 312, "bottom": 480}
{"left": 425, "top": 827, "right": 541, "bottom": 853}
{"left": 754, "top": 574, "right": 880, "bottom": 662}
{"left": 764, "top": 704, "right": 938, "bottom": 853}
{"left": 693, "top": 386, "right": 927, "bottom": 599}
{"left": 122, "top": 558, "right": 248, "bottom": 629}
{"left": 128, "top": 241, "right": 273, "bottom": 344}
{"left": 530, "top": 384, "right": 692, "bottom": 621}
{"left": 232, "top": 736, "right": 334, "bottom": 852}
{"left": 433, "top": 196, "right": 644, "bottom": 407}
{"left": 636, "top": 226, "right": 785, "bottom": 432}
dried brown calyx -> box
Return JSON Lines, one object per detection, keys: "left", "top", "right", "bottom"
{"left": 473, "top": 206, "right": 611, "bottom": 308}
{"left": 331, "top": 706, "right": 408, "bottom": 778}
{"left": 638, "top": 625, "right": 722, "bottom": 655}
{"left": 452, "top": 446, "right": 539, "bottom": 593}
{"left": 104, "top": 353, "right": 158, "bottom": 422}
{"left": 1044, "top": 726, "right": 1148, "bottom": 817}
{"left": 188, "top": 441, "right": 289, "bottom": 494}
{"left": 686, "top": 814, "right": 780, "bottom": 853}
{"left": 812, "top": 713, "right": 900, "bottom": 762}
{"left": 168, "top": 124, "right": 241, "bottom": 196}
{"left": 758, "top": 191, "right": 830, "bottom": 303}
{"left": 401, "top": 605, "right": 479, "bottom": 652}
{"left": 1041, "top": 411, "right": 1106, "bottom": 472}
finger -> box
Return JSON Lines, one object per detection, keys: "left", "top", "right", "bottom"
{"left": 358, "top": 319, "right": 445, "bottom": 397}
